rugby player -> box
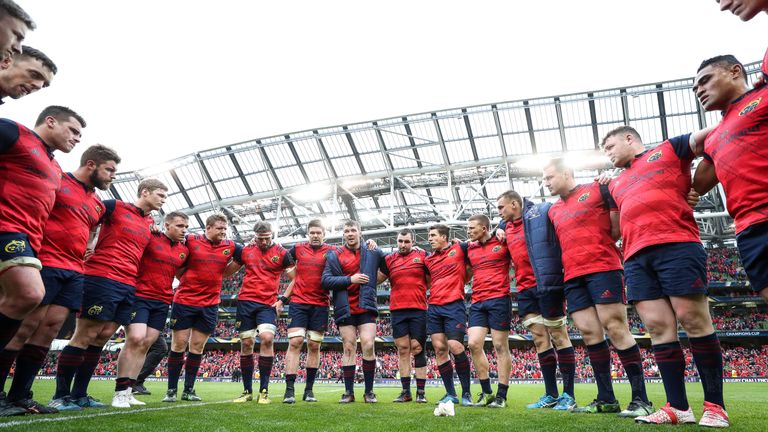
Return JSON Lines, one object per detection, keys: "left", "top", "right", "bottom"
{"left": 111, "top": 212, "right": 189, "bottom": 408}
{"left": 602, "top": 126, "right": 728, "bottom": 427}
{"left": 0, "top": 46, "right": 55, "bottom": 104}
{"left": 51, "top": 178, "right": 167, "bottom": 409}
{"left": 716, "top": 0, "right": 768, "bottom": 20}
{"left": 0, "top": 0, "right": 34, "bottom": 71}
{"left": 543, "top": 158, "right": 652, "bottom": 417}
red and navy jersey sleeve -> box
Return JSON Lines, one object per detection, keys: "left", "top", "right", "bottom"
{"left": 668, "top": 133, "right": 693, "bottom": 160}
{"left": 599, "top": 183, "right": 618, "bottom": 210}
{"left": 0, "top": 119, "right": 19, "bottom": 153}
{"left": 100, "top": 199, "right": 117, "bottom": 224}
{"left": 282, "top": 250, "right": 295, "bottom": 268}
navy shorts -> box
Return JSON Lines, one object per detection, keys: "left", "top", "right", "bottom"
{"left": 80, "top": 275, "right": 135, "bottom": 325}
{"left": 131, "top": 297, "right": 170, "bottom": 331}
{"left": 624, "top": 242, "right": 708, "bottom": 302}
{"left": 391, "top": 308, "right": 427, "bottom": 343}
{"left": 427, "top": 300, "right": 467, "bottom": 337}
{"left": 0, "top": 231, "right": 41, "bottom": 272}
{"left": 516, "top": 288, "right": 540, "bottom": 318}
{"left": 170, "top": 303, "right": 218, "bottom": 334}
{"left": 236, "top": 300, "right": 277, "bottom": 331}
{"left": 287, "top": 302, "right": 328, "bottom": 332}
{"left": 337, "top": 311, "right": 377, "bottom": 327}
{"left": 564, "top": 270, "right": 626, "bottom": 313}
{"left": 736, "top": 220, "right": 768, "bottom": 293}
{"left": 468, "top": 296, "right": 511, "bottom": 331}
{"left": 40, "top": 267, "right": 84, "bottom": 310}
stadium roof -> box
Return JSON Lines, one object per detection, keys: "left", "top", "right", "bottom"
{"left": 100, "top": 61, "right": 762, "bottom": 245}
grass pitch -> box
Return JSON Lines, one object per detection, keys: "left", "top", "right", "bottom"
{"left": 0, "top": 381, "right": 764, "bottom": 431}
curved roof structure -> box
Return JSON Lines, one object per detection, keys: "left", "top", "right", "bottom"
{"left": 100, "top": 61, "right": 763, "bottom": 246}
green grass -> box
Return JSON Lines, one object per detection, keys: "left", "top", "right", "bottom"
{"left": 1, "top": 381, "right": 764, "bottom": 431}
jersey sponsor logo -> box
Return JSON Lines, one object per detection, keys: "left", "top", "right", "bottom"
{"left": 3, "top": 239, "right": 26, "bottom": 254}
{"left": 87, "top": 305, "right": 103, "bottom": 316}
{"left": 739, "top": 97, "right": 761, "bottom": 116}
{"left": 492, "top": 245, "right": 502, "bottom": 253}
{"left": 578, "top": 192, "right": 590, "bottom": 202}
{"left": 271, "top": 255, "right": 280, "bottom": 263}
{"left": 223, "top": 249, "right": 231, "bottom": 256}
{"left": 647, "top": 151, "right": 662, "bottom": 162}
{"left": 448, "top": 250, "right": 457, "bottom": 257}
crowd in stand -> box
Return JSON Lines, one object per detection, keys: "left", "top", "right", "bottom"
{"left": 706, "top": 247, "right": 749, "bottom": 283}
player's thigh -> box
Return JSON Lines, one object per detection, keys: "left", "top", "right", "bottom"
{"left": 142, "top": 327, "right": 162, "bottom": 351}
{"left": 467, "top": 325, "right": 488, "bottom": 351}
{"left": 569, "top": 305, "right": 604, "bottom": 343}
{"left": 357, "top": 322, "right": 376, "bottom": 342}
{"left": 29, "top": 303, "right": 69, "bottom": 346}
{"left": 189, "top": 328, "right": 210, "bottom": 353}
{"left": 430, "top": 332, "right": 448, "bottom": 352}
{"left": 490, "top": 328, "right": 510, "bottom": 353}
{"left": 668, "top": 293, "right": 714, "bottom": 337}
{"left": 171, "top": 328, "right": 192, "bottom": 351}
{"left": 394, "top": 334, "right": 410, "bottom": 350}
{"left": 634, "top": 297, "right": 678, "bottom": 342}
{"left": 0, "top": 265, "right": 44, "bottom": 303}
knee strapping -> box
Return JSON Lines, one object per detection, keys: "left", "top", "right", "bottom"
{"left": 239, "top": 329, "right": 257, "bottom": 339}
{"left": 287, "top": 329, "right": 306, "bottom": 339}
{"left": 307, "top": 330, "right": 324, "bottom": 342}
{"left": 542, "top": 316, "right": 567, "bottom": 328}
{"left": 257, "top": 323, "right": 277, "bottom": 335}
{"left": 523, "top": 315, "right": 545, "bottom": 328}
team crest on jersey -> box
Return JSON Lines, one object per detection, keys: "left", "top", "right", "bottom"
{"left": 647, "top": 151, "right": 662, "bottom": 162}
{"left": 578, "top": 192, "right": 590, "bottom": 202}
{"left": 87, "top": 305, "right": 103, "bottom": 316}
{"left": 739, "top": 97, "right": 761, "bottom": 116}
{"left": 412, "top": 257, "right": 422, "bottom": 263}
{"left": 271, "top": 255, "right": 279, "bottom": 263}
{"left": 223, "top": 249, "right": 231, "bottom": 256}
{"left": 179, "top": 252, "right": 186, "bottom": 260}
{"left": 95, "top": 204, "right": 102, "bottom": 214}
{"left": 492, "top": 245, "right": 502, "bottom": 253}
{"left": 448, "top": 250, "right": 457, "bottom": 257}
{"left": 3, "top": 239, "right": 25, "bottom": 254}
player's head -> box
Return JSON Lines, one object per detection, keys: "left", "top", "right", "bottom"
{"left": 396, "top": 229, "right": 414, "bottom": 254}
{"left": 601, "top": 126, "right": 643, "bottom": 168}
{"left": 694, "top": 54, "right": 748, "bottom": 112}
{"left": 0, "top": 0, "right": 34, "bottom": 69}
{"left": 0, "top": 46, "right": 56, "bottom": 100}
{"left": 427, "top": 224, "right": 450, "bottom": 250}
{"left": 466, "top": 214, "right": 490, "bottom": 242}
{"left": 205, "top": 213, "right": 228, "bottom": 243}
{"left": 496, "top": 190, "right": 523, "bottom": 221}
{"left": 136, "top": 178, "right": 168, "bottom": 211}
{"left": 34, "top": 105, "right": 86, "bottom": 154}
{"left": 79, "top": 144, "right": 120, "bottom": 191}
{"left": 717, "top": 0, "right": 768, "bottom": 20}
{"left": 342, "top": 219, "right": 361, "bottom": 249}
{"left": 253, "top": 221, "right": 273, "bottom": 251}
{"left": 164, "top": 211, "right": 189, "bottom": 243}
{"left": 306, "top": 219, "right": 325, "bottom": 247}
{"left": 543, "top": 157, "right": 575, "bottom": 197}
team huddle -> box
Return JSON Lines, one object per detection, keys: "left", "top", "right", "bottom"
{"left": 1, "top": 0, "right": 767, "bottom": 429}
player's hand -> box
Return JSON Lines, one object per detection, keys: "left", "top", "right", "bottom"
{"left": 495, "top": 228, "right": 506, "bottom": 242}
{"left": 450, "top": 238, "right": 462, "bottom": 244}
{"left": 365, "top": 239, "right": 377, "bottom": 250}
{"left": 686, "top": 188, "right": 700, "bottom": 209}
{"left": 350, "top": 273, "right": 369, "bottom": 284}
{"left": 83, "top": 248, "right": 94, "bottom": 260}
{"left": 149, "top": 224, "right": 161, "bottom": 234}
{"left": 594, "top": 172, "right": 613, "bottom": 185}
{"left": 272, "top": 300, "right": 283, "bottom": 316}
{"left": 754, "top": 75, "right": 766, "bottom": 89}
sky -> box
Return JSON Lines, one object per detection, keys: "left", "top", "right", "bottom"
{"left": 3, "top": 0, "right": 766, "bottom": 173}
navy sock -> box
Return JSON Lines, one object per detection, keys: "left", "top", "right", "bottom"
{"left": 616, "top": 344, "right": 648, "bottom": 402}
{"left": 342, "top": 365, "right": 355, "bottom": 394}
{"left": 0, "top": 349, "right": 19, "bottom": 393}
{"left": 362, "top": 359, "right": 376, "bottom": 393}
{"left": 183, "top": 352, "right": 202, "bottom": 392}
{"left": 400, "top": 376, "right": 411, "bottom": 391}
{"left": 240, "top": 354, "right": 254, "bottom": 393}
{"left": 54, "top": 345, "right": 84, "bottom": 399}
{"left": 480, "top": 378, "right": 492, "bottom": 394}
{"left": 652, "top": 342, "right": 689, "bottom": 410}
{"left": 286, "top": 373, "right": 296, "bottom": 392}
{"left": 556, "top": 347, "right": 576, "bottom": 397}
{"left": 689, "top": 333, "right": 725, "bottom": 408}
{"left": 438, "top": 361, "right": 456, "bottom": 396}
{"left": 0, "top": 314, "right": 21, "bottom": 352}
{"left": 166, "top": 351, "right": 184, "bottom": 391}
{"left": 7, "top": 344, "right": 47, "bottom": 401}
{"left": 453, "top": 352, "right": 471, "bottom": 395}
{"left": 306, "top": 367, "right": 317, "bottom": 391}
{"left": 416, "top": 378, "right": 426, "bottom": 393}
{"left": 114, "top": 377, "right": 131, "bottom": 392}
{"left": 538, "top": 348, "right": 559, "bottom": 398}
{"left": 71, "top": 345, "right": 101, "bottom": 399}
{"left": 258, "top": 356, "right": 273, "bottom": 392}
{"left": 586, "top": 341, "right": 615, "bottom": 402}
{"left": 497, "top": 383, "right": 509, "bottom": 400}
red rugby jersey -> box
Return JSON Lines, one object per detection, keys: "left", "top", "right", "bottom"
{"left": 0, "top": 119, "right": 61, "bottom": 253}
{"left": 466, "top": 237, "right": 511, "bottom": 303}
{"left": 135, "top": 233, "right": 189, "bottom": 304}
{"left": 702, "top": 84, "right": 768, "bottom": 233}
{"left": 504, "top": 218, "right": 536, "bottom": 291}
{"left": 174, "top": 234, "right": 241, "bottom": 307}
{"left": 38, "top": 173, "right": 103, "bottom": 272}
{"left": 237, "top": 243, "right": 294, "bottom": 305}
{"left": 331, "top": 246, "right": 365, "bottom": 314}
{"left": 383, "top": 249, "right": 428, "bottom": 311}
{"left": 289, "top": 243, "right": 334, "bottom": 306}
{"left": 608, "top": 137, "right": 700, "bottom": 260}
{"left": 548, "top": 182, "right": 622, "bottom": 281}
{"left": 425, "top": 243, "right": 468, "bottom": 306}
{"left": 84, "top": 200, "right": 153, "bottom": 287}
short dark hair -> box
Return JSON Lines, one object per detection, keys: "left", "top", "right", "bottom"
{"left": 0, "top": 0, "right": 35, "bottom": 30}
{"left": 307, "top": 219, "right": 325, "bottom": 231}
{"left": 600, "top": 126, "right": 642, "bottom": 148}
{"left": 35, "top": 105, "right": 86, "bottom": 128}
{"left": 698, "top": 54, "right": 747, "bottom": 81}
{"left": 468, "top": 214, "right": 490, "bottom": 229}
{"left": 398, "top": 228, "right": 414, "bottom": 239}
{"left": 497, "top": 190, "right": 522, "bottom": 206}
{"left": 343, "top": 219, "right": 360, "bottom": 230}
{"left": 165, "top": 211, "right": 188, "bottom": 223}
{"left": 79, "top": 144, "right": 121, "bottom": 167}
{"left": 428, "top": 224, "right": 449, "bottom": 239}
{"left": 544, "top": 157, "right": 573, "bottom": 176}
{"left": 205, "top": 213, "right": 228, "bottom": 227}
{"left": 136, "top": 178, "right": 168, "bottom": 198}
{"left": 16, "top": 45, "right": 56, "bottom": 74}
{"left": 253, "top": 221, "right": 272, "bottom": 234}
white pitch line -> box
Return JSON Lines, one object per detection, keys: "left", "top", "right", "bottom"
{"left": 0, "top": 400, "right": 232, "bottom": 429}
